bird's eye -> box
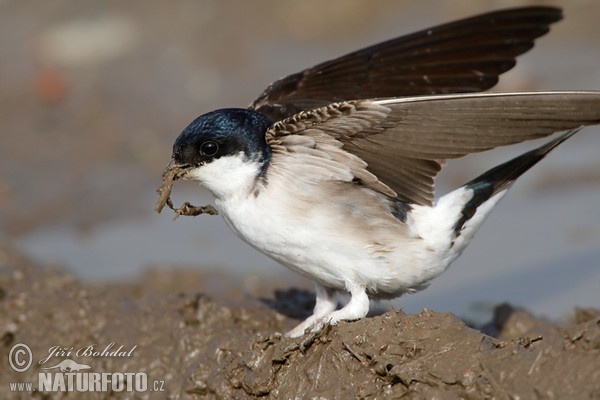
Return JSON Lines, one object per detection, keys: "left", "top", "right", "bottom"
{"left": 200, "top": 141, "right": 219, "bottom": 156}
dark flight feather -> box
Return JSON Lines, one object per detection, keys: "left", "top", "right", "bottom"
{"left": 251, "top": 7, "right": 562, "bottom": 122}
{"left": 266, "top": 92, "right": 600, "bottom": 206}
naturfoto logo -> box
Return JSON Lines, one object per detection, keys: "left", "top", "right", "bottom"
{"left": 7, "top": 342, "right": 164, "bottom": 394}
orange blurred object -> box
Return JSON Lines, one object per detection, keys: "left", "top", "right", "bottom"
{"left": 35, "top": 65, "right": 68, "bottom": 104}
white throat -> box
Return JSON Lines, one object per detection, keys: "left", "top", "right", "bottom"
{"left": 184, "top": 153, "right": 263, "bottom": 200}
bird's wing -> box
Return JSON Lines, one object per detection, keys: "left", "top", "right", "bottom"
{"left": 266, "top": 91, "right": 600, "bottom": 206}
{"left": 251, "top": 7, "right": 562, "bottom": 122}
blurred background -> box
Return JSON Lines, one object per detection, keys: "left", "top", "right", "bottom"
{"left": 1, "top": 0, "right": 599, "bottom": 323}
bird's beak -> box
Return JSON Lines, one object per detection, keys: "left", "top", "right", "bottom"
{"left": 162, "top": 158, "right": 177, "bottom": 177}
{"left": 162, "top": 158, "right": 191, "bottom": 180}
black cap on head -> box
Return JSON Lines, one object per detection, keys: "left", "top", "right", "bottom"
{"left": 172, "top": 108, "right": 272, "bottom": 167}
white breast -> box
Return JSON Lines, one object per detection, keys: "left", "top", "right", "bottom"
{"left": 187, "top": 152, "right": 461, "bottom": 298}
{"left": 214, "top": 173, "right": 452, "bottom": 298}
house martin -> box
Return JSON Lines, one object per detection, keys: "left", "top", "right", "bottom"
{"left": 159, "top": 7, "right": 600, "bottom": 337}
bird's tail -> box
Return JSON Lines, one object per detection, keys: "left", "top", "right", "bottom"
{"left": 452, "top": 128, "right": 579, "bottom": 238}
{"left": 413, "top": 128, "right": 579, "bottom": 256}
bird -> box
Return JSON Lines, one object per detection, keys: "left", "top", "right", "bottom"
{"left": 160, "top": 6, "right": 600, "bottom": 337}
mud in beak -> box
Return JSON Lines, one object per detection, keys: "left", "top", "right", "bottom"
{"left": 155, "top": 158, "right": 217, "bottom": 217}
{"left": 162, "top": 158, "right": 191, "bottom": 180}
{"left": 155, "top": 158, "right": 189, "bottom": 213}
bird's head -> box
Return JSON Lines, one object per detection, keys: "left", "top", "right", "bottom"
{"left": 167, "top": 108, "right": 272, "bottom": 198}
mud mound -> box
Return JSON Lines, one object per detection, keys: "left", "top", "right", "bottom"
{"left": 1, "top": 249, "right": 599, "bottom": 399}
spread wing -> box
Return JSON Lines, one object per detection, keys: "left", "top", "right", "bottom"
{"left": 266, "top": 91, "right": 600, "bottom": 206}
{"left": 251, "top": 7, "right": 562, "bottom": 122}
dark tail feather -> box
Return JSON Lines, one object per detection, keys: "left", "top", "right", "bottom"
{"left": 453, "top": 128, "right": 580, "bottom": 235}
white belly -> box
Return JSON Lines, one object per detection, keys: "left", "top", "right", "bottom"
{"left": 214, "top": 183, "right": 453, "bottom": 298}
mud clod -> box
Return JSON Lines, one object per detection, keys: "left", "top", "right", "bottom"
{"left": 154, "top": 163, "right": 218, "bottom": 217}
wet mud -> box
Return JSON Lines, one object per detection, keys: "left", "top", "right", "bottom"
{"left": 1, "top": 248, "right": 599, "bottom": 399}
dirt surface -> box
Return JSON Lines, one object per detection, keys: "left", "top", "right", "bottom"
{"left": 2, "top": 249, "right": 599, "bottom": 399}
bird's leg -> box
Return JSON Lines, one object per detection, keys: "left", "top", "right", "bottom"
{"left": 286, "top": 284, "right": 337, "bottom": 338}
{"left": 326, "top": 281, "right": 370, "bottom": 326}
{"left": 286, "top": 281, "right": 370, "bottom": 338}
